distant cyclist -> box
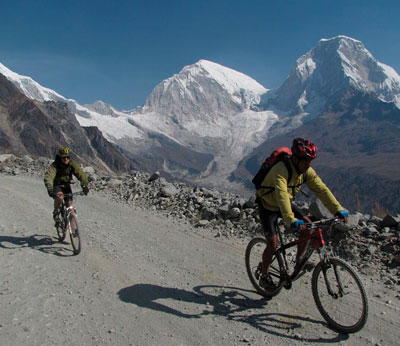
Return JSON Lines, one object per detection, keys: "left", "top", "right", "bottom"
{"left": 44, "top": 147, "right": 89, "bottom": 222}
{"left": 256, "top": 138, "right": 348, "bottom": 290}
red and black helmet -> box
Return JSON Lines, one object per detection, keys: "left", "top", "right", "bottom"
{"left": 291, "top": 138, "right": 317, "bottom": 160}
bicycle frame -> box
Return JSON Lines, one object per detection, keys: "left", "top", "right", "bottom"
{"left": 54, "top": 191, "right": 83, "bottom": 254}
{"left": 245, "top": 216, "right": 368, "bottom": 333}
{"left": 54, "top": 192, "right": 82, "bottom": 231}
{"left": 274, "top": 218, "right": 338, "bottom": 287}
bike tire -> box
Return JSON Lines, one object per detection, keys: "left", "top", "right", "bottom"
{"left": 55, "top": 209, "right": 66, "bottom": 242}
{"left": 245, "top": 237, "right": 284, "bottom": 297}
{"left": 68, "top": 213, "right": 81, "bottom": 255}
{"left": 56, "top": 222, "right": 66, "bottom": 241}
{"left": 311, "top": 257, "right": 368, "bottom": 333}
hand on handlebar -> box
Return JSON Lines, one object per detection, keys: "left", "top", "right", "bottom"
{"left": 335, "top": 210, "right": 349, "bottom": 223}
{"left": 291, "top": 219, "right": 306, "bottom": 231}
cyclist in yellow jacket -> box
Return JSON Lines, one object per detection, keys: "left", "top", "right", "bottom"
{"left": 44, "top": 147, "right": 89, "bottom": 221}
{"left": 256, "top": 138, "right": 348, "bottom": 290}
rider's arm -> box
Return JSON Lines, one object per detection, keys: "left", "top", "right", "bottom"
{"left": 70, "top": 160, "right": 89, "bottom": 188}
{"left": 305, "top": 168, "right": 344, "bottom": 215}
{"left": 44, "top": 164, "right": 57, "bottom": 191}
{"left": 273, "top": 167, "right": 297, "bottom": 226}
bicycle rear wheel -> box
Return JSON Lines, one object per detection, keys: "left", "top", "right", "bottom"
{"left": 245, "top": 237, "right": 284, "bottom": 297}
{"left": 312, "top": 257, "right": 368, "bottom": 333}
{"left": 68, "top": 213, "right": 81, "bottom": 255}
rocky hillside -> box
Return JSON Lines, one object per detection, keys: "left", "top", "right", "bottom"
{"left": 0, "top": 74, "right": 134, "bottom": 172}
{"left": 233, "top": 90, "right": 400, "bottom": 214}
{"left": 2, "top": 36, "right": 400, "bottom": 215}
{"left": 1, "top": 154, "right": 399, "bottom": 289}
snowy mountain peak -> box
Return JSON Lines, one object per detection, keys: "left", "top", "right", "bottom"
{"left": 184, "top": 59, "right": 267, "bottom": 98}
{"left": 142, "top": 59, "right": 267, "bottom": 116}
{"left": 0, "top": 62, "right": 66, "bottom": 103}
{"left": 266, "top": 35, "right": 400, "bottom": 112}
{"left": 84, "top": 100, "right": 120, "bottom": 117}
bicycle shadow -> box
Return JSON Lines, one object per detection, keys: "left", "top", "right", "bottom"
{"left": 118, "top": 283, "right": 349, "bottom": 342}
{"left": 0, "top": 234, "right": 74, "bottom": 256}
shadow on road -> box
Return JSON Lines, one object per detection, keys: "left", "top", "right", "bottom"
{"left": 0, "top": 234, "right": 73, "bottom": 256}
{"left": 118, "top": 283, "right": 349, "bottom": 342}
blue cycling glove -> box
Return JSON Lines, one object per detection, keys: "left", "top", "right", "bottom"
{"left": 291, "top": 220, "right": 305, "bottom": 229}
{"left": 335, "top": 210, "right": 349, "bottom": 219}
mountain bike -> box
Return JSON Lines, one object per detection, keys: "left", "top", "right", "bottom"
{"left": 54, "top": 192, "right": 84, "bottom": 255}
{"left": 245, "top": 217, "right": 368, "bottom": 334}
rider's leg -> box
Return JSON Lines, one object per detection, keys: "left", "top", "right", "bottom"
{"left": 261, "top": 234, "right": 278, "bottom": 275}
{"left": 54, "top": 193, "right": 63, "bottom": 211}
{"left": 295, "top": 214, "right": 315, "bottom": 271}
{"left": 65, "top": 197, "right": 77, "bottom": 230}
{"left": 295, "top": 227, "right": 312, "bottom": 261}
{"left": 291, "top": 208, "right": 312, "bottom": 263}
{"left": 53, "top": 187, "right": 64, "bottom": 219}
{"left": 259, "top": 206, "right": 280, "bottom": 276}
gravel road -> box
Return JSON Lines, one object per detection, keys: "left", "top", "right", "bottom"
{"left": 0, "top": 175, "right": 399, "bottom": 346}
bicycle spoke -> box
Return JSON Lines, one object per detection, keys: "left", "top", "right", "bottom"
{"left": 245, "top": 237, "right": 284, "bottom": 297}
{"left": 312, "top": 258, "right": 368, "bottom": 333}
{"left": 69, "top": 213, "right": 81, "bottom": 255}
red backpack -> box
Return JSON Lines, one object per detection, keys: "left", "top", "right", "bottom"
{"left": 252, "top": 147, "right": 293, "bottom": 190}
{"left": 252, "top": 146, "right": 309, "bottom": 200}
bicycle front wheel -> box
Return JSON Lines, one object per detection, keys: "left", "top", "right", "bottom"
{"left": 68, "top": 213, "right": 81, "bottom": 255}
{"left": 312, "top": 257, "right": 368, "bottom": 333}
{"left": 55, "top": 210, "right": 66, "bottom": 242}
{"left": 245, "top": 237, "right": 284, "bottom": 297}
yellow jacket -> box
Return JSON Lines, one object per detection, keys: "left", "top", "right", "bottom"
{"left": 256, "top": 160, "right": 344, "bottom": 226}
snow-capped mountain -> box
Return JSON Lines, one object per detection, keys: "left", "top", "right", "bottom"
{"left": 261, "top": 36, "right": 400, "bottom": 116}
{"left": 0, "top": 72, "right": 134, "bottom": 172}
{"left": 2, "top": 36, "right": 400, "bottom": 207}
{"left": 125, "top": 60, "right": 277, "bottom": 186}
{"left": 0, "top": 59, "right": 278, "bottom": 189}
{"left": 0, "top": 62, "right": 66, "bottom": 103}
{"left": 142, "top": 59, "right": 267, "bottom": 117}
{"left": 234, "top": 36, "right": 400, "bottom": 212}
{"left": 74, "top": 60, "right": 279, "bottom": 188}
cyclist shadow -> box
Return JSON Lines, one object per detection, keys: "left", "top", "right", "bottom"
{"left": 118, "top": 283, "right": 349, "bottom": 342}
{"left": 0, "top": 234, "right": 73, "bottom": 257}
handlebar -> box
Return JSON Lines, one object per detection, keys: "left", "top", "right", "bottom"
{"left": 55, "top": 191, "right": 86, "bottom": 198}
{"left": 305, "top": 217, "right": 342, "bottom": 229}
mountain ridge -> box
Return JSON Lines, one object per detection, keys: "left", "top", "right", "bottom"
{"left": 1, "top": 35, "right": 400, "bottom": 212}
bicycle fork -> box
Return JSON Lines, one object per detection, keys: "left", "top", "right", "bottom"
{"left": 65, "top": 207, "right": 77, "bottom": 235}
{"left": 319, "top": 253, "right": 345, "bottom": 299}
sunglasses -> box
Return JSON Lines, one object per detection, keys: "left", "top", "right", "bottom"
{"left": 300, "top": 157, "right": 313, "bottom": 164}
{"left": 61, "top": 156, "right": 70, "bottom": 160}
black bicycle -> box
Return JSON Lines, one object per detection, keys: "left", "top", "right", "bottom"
{"left": 245, "top": 217, "right": 368, "bottom": 334}
{"left": 54, "top": 192, "right": 84, "bottom": 255}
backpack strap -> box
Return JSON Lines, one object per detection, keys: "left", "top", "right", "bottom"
{"left": 283, "top": 158, "right": 292, "bottom": 184}
{"left": 262, "top": 158, "right": 308, "bottom": 197}
{"left": 258, "top": 158, "right": 292, "bottom": 198}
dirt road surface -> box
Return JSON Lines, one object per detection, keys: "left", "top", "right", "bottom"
{"left": 0, "top": 175, "right": 399, "bottom": 345}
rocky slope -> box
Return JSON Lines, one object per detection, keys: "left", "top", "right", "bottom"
{"left": 2, "top": 173, "right": 400, "bottom": 346}
{"left": 2, "top": 36, "right": 400, "bottom": 214}
{"left": 0, "top": 74, "right": 134, "bottom": 173}
{"left": 1, "top": 154, "right": 399, "bottom": 289}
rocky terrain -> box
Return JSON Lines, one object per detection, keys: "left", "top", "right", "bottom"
{"left": 1, "top": 154, "right": 400, "bottom": 346}
{"left": 1, "top": 154, "right": 399, "bottom": 290}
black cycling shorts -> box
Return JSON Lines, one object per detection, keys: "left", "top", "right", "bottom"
{"left": 53, "top": 185, "right": 73, "bottom": 203}
{"left": 259, "top": 203, "right": 305, "bottom": 237}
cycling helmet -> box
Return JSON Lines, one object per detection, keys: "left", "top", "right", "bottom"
{"left": 291, "top": 138, "right": 317, "bottom": 160}
{"left": 58, "top": 147, "right": 71, "bottom": 157}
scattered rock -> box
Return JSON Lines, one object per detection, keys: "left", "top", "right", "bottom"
{"left": 1, "top": 154, "right": 399, "bottom": 288}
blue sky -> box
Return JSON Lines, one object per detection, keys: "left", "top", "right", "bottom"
{"left": 1, "top": 0, "right": 399, "bottom": 110}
